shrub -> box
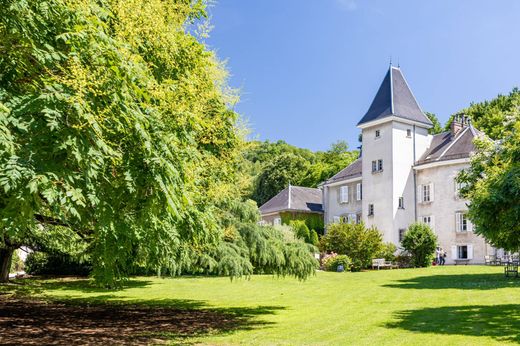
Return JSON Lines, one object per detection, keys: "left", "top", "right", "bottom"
{"left": 320, "top": 222, "right": 383, "bottom": 271}
{"left": 395, "top": 251, "right": 413, "bottom": 268}
{"left": 289, "top": 220, "right": 319, "bottom": 246}
{"left": 401, "top": 223, "right": 437, "bottom": 267}
{"left": 309, "top": 230, "right": 319, "bottom": 246}
{"left": 377, "top": 242, "right": 397, "bottom": 262}
{"left": 25, "top": 252, "right": 91, "bottom": 276}
{"left": 321, "top": 253, "right": 352, "bottom": 272}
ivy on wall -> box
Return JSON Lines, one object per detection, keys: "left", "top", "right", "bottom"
{"left": 280, "top": 212, "right": 324, "bottom": 234}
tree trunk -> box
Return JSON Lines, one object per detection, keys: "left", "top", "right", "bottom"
{"left": 0, "top": 247, "right": 14, "bottom": 282}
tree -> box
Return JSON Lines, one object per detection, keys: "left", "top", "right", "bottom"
{"left": 458, "top": 109, "right": 520, "bottom": 250}
{"left": 252, "top": 153, "right": 309, "bottom": 206}
{"left": 319, "top": 222, "right": 383, "bottom": 271}
{"left": 0, "top": 0, "right": 317, "bottom": 284}
{"left": 401, "top": 223, "right": 437, "bottom": 267}
{"left": 444, "top": 88, "right": 520, "bottom": 140}
{"left": 425, "top": 112, "right": 443, "bottom": 135}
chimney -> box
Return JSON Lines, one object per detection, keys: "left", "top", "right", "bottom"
{"left": 450, "top": 114, "right": 468, "bottom": 135}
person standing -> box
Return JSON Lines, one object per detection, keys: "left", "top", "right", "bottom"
{"left": 440, "top": 248, "right": 446, "bottom": 265}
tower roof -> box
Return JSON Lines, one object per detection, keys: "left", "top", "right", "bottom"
{"left": 357, "top": 66, "right": 432, "bottom": 127}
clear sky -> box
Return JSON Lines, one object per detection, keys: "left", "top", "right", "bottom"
{"left": 206, "top": 0, "right": 520, "bottom": 151}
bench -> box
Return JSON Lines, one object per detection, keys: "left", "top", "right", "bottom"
{"left": 454, "top": 259, "right": 469, "bottom": 265}
{"left": 372, "top": 258, "right": 394, "bottom": 270}
{"left": 504, "top": 263, "right": 519, "bottom": 278}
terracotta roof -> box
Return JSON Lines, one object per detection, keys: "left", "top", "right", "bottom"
{"left": 357, "top": 66, "right": 432, "bottom": 127}
{"left": 322, "top": 158, "right": 362, "bottom": 185}
{"left": 259, "top": 186, "right": 323, "bottom": 215}
{"left": 416, "top": 125, "right": 482, "bottom": 165}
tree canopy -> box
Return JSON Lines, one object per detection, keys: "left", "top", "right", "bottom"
{"left": 0, "top": 0, "right": 316, "bottom": 284}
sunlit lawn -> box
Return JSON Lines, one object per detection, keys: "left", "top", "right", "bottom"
{"left": 3, "top": 265, "right": 520, "bottom": 345}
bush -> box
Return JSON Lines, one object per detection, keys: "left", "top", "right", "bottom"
{"left": 395, "top": 251, "right": 413, "bottom": 268}
{"left": 309, "top": 230, "right": 319, "bottom": 246}
{"left": 25, "top": 251, "right": 91, "bottom": 276}
{"left": 322, "top": 253, "right": 352, "bottom": 272}
{"left": 320, "top": 222, "right": 383, "bottom": 271}
{"left": 289, "top": 220, "right": 319, "bottom": 246}
{"left": 401, "top": 223, "right": 437, "bottom": 267}
{"left": 377, "top": 242, "right": 397, "bottom": 262}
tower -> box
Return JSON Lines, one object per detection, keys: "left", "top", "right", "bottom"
{"left": 357, "top": 66, "right": 433, "bottom": 243}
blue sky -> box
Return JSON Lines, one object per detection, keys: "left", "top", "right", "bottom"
{"left": 206, "top": 0, "right": 520, "bottom": 151}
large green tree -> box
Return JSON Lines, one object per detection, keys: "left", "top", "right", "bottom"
{"left": 425, "top": 112, "right": 443, "bottom": 135}
{"left": 458, "top": 109, "right": 520, "bottom": 250}
{"left": 0, "top": 0, "right": 316, "bottom": 284}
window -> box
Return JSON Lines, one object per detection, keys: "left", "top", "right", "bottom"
{"left": 375, "top": 129, "right": 381, "bottom": 138}
{"left": 422, "top": 185, "right": 430, "bottom": 202}
{"left": 356, "top": 183, "right": 362, "bottom": 201}
{"left": 340, "top": 186, "right": 349, "bottom": 203}
{"left": 406, "top": 129, "right": 412, "bottom": 138}
{"left": 398, "top": 197, "right": 404, "bottom": 209}
{"left": 422, "top": 215, "right": 434, "bottom": 228}
{"left": 347, "top": 213, "right": 356, "bottom": 224}
{"left": 368, "top": 204, "right": 374, "bottom": 216}
{"left": 458, "top": 245, "right": 468, "bottom": 259}
{"left": 455, "top": 180, "right": 468, "bottom": 198}
{"left": 419, "top": 183, "right": 434, "bottom": 203}
{"left": 341, "top": 215, "right": 348, "bottom": 224}
{"left": 372, "top": 160, "right": 383, "bottom": 173}
{"left": 399, "top": 228, "right": 406, "bottom": 242}
{"left": 273, "top": 217, "right": 281, "bottom": 226}
{"left": 356, "top": 213, "right": 362, "bottom": 224}
{"left": 452, "top": 244, "right": 473, "bottom": 260}
{"left": 333, "top": 216, "right": 340, "bottom": 223}
{"left": 456, "top": 212, "right": 472, "bottom": 232}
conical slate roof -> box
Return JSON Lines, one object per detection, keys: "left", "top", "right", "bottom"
{"left": 357, "top": 66, "right": 432, "bottom": 127}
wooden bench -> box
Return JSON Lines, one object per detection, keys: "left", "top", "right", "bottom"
{"left": 372, "top": 258, "right": 393, "bottom": 270}
{"left": 504, "top": 263, "right": 519, "bottom": 278}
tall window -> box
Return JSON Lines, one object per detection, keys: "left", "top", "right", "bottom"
{"left": 378, "top": 159, "right": 383, "bottom": 171}
{"left": 406, "top": 129, "right": 412, "bottom": 138}
{"left": 458, "top": 245, "right": 468, "bottom": 259}
{"left": 456, "top": 212, "right": 470, "bottom": 232}
{"left": 368, "top": 204, "right": 374, "bottom": 216}
{"left": 340, "top": 186, "right": 349, "bottom": 203}
{"left": 274, "top": 217, "right": 281, "bottom": 226}
{"left": 398, "top": 197, "right": 404, "bottom": 209}
{"left": 422, "top": 184, "right": 430, "bottom": 202}
{"left": 399, "top": 228, "right": 406, "bottom": 242}
{"left": 375, "top": 129, "right": 381, "bottom": 138}
{"left": 356, "top": 183, "right": 362, "bottom": 201}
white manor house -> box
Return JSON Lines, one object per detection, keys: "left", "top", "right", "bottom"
{"left": 321, "top": 65, "right": 497, "bottom": 264}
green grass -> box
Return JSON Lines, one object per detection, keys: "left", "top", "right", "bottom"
{"left": 4, "top": 265, "right": 520, "bottom": 345}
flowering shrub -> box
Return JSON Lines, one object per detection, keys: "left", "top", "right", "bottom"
{"left": 322, "top": 253, "right": 352, "bottom": 272}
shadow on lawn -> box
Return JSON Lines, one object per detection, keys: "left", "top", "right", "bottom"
{"left": 0, "top": 278, "right": 285, "bottom": 345}
{"left": 386, "top": 304, "right": 520, "bottom": 343}
{"left": 384, "top": 273, "right": 520, "bottom": 290}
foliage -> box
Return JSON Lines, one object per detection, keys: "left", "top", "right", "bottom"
{"left": 444, "top": 88, "right": 520, "bottom": 140}
{"left": 377, "top": 242, "right": 397, "bottom": 262}
{"left": 401, "top": 223, "right": 437, "bottom": 267}
{"left": 25, "top": 251, "right": 91, "bottom": 276}
{"left": 309, "top": 230, "right": 319, "bottom": 247}
{"left": 0, "top": 0, "right": 317, "bottom": 285}
{"left": 9, "top": 250, "right": 23, "bottom": 273}
{"left": 319, "top": 222, "right": 383, "bottom": 271}
{"left": 425, "top": 112, "right": 443, "bottom": 135}
{"left": 321, "top": 253, "right": 352, "bottom": 272}
{"left": 394, "top": 251, "right": 413, "bottom": 268}
{"left": 280, "top": 212, "right": 324, "bottom": 234}
{"left": 458, "top": 108, "right": 520, "bottom": 250}
{"left": 247, "top": 140, "right": 358, "bottom": 206}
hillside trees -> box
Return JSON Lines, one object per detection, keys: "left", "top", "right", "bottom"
{"left": 0, "top": 0, "right": 316, "bottom": 284}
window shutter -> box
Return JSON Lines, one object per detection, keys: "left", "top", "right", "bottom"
{"left": 429, "top": 183, "right": 435, "bottom": 202}
{"left": 372, "top": 161, "right": 376, "bottom": 172}
{"left": 430, "top": 215, "right": 435, "bottom": 231}
{"left": 468, "top": 218, "right": 473, "bottom": 232}
{"left": 417, "top": 185, "right": 423, "bottom": 204}
{"left": 467, "top": 244, "right": 474, "bottom": 260}
{"left": 356, "top": 183, "right": 361, "bottom": 201}
{"left": 340, "top": 186, "right": 348, "bottom": 203}
{"left": 451, "top": 245, "right": 458, "bottom": 259}
{"left": 333, "top": 216, "right": 340, "bottom": 223}
{"left": 455, "top": 213, "right": 461, "bottom": 232}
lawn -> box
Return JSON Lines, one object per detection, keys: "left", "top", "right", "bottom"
{"left": 2, "top": 265, "right": 520, "bottom": 345}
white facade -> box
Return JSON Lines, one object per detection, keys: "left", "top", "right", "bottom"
{"left": 322, "top": 66, "right": 493, "bottom": 264}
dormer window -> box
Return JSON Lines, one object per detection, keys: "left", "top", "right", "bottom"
{"left": 406, "top": 129, "right": 412, "bottom": 138}
{"left": 375, "top": 130, "right": 381, "bottom": 139}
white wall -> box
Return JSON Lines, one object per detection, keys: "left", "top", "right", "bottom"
{"left": 415, "top": 161, "right": 492, "bottom": 264}
{"left": 323, "top": 179, "right": 362, "bottom": 227}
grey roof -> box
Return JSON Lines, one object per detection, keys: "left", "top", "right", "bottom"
{"left": 357, "top": 67, "right": 433, "bottom": 127}
{"left": 259, "top": 186, "right": 323, "bottom": 215}
{"left": 416, "top": 125, "right": 482, "bottom": 165}
{"left": 322, "top": 158, "right": 362, "bottom": 185}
